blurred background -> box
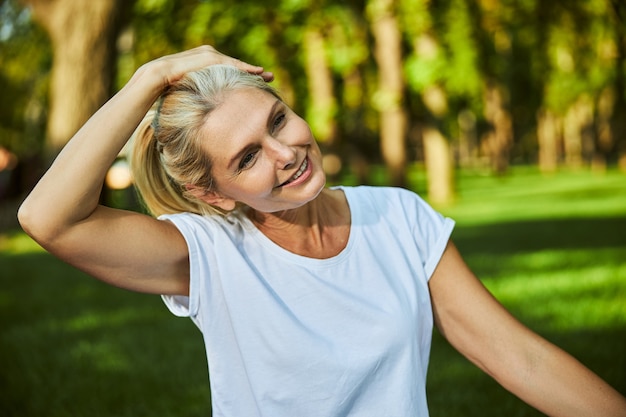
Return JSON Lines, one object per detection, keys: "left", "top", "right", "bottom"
{"left": 1, "top": 0, "right": 625, "bottom": 211}
{"left": 0, "top": 0, "right": 625, "bottom": 416}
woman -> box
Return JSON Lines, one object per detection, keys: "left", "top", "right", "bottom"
{"left": 18, "top": 46, "right": 626, "bottom": 416}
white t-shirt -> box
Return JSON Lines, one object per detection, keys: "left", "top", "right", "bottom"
{"left": 161, "top": 186, "right": 455, "bottom": 417}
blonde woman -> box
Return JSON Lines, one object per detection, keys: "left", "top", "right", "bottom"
{"left": 19, "top": 46, "right": 626, "bottom": 417}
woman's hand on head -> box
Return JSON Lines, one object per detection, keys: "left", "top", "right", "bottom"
{"left": 139, "top": 45, "right": 274, "bottom": 93}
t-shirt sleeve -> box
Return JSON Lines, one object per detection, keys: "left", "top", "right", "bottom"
{"left": 404, "top": 190, "right": 455, "bottom": 280}
{"left": 158, "top": 213, "right": 205, "bottom": 322}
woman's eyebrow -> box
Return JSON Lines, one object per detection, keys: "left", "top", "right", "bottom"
{"left": 265, "top": 99, "right": 282, "bottom": 132}
{"left": 227, "top": 99, "right": 282, "bottom": 170}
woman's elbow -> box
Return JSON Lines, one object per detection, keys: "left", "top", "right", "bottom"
{"left": 17, "top": 197, "right": 56, "bottom": 246}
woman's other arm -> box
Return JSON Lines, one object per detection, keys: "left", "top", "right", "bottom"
{"left": 429, "top": 241, "right": 626, "bottom": 417}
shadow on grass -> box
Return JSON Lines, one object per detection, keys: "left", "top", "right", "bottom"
{"left": 0, "top": 250, "right": 211, "bottom": 417}
{"left": 452, "top": 215, "right": 626, "bottom": 255}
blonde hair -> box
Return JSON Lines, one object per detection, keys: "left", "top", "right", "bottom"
{"left": 130, "top": 65, "right": 280, "bottom": 217}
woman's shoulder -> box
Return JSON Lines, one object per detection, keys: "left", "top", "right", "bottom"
{"left": 159, "top": 211, "right": 214, "bottom": 226}
{"left": 158, "top": 210, "right": 247, "bottom": 237}
{"left": 337, "top": 185, "right": 443, "bottom": 227}
{"left": 337, "top": 185, "right": 423, "bottom": 205}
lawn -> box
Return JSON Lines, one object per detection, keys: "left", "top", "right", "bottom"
{"left": 1, "top": 167, "right": 625, "bottom": 416}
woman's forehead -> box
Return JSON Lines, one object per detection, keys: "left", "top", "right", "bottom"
{"left": 199, "top": 88, "right": 281, "bottom": 156}
{"left": 206, "top": 88, "right": 277, "bottom": 131}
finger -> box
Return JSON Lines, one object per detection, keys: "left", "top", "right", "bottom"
{"left": 230, "top": 58, "right": 274, "bottom": 82}
{"left": 260, "top": 71, "right": 274, "bottom": 82}
{"left": 231, "top": 59, "right": 263, "bottom": 73}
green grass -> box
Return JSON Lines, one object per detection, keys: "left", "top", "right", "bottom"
{"left": 1, "top": 166, "right": 625, "bottom": 416}
{"left": 0, "top": 234, "right": 211, "bottom": 416}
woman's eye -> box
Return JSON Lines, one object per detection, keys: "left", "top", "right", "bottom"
{"left": 273, "top": 113, "right": 285, "bottom": 131}
{"left": 239, "top": 150, "right": 258, "bottom": 170}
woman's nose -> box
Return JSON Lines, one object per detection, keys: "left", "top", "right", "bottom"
{"left": 266, "top": 138, "right": 296, "bottom": 169}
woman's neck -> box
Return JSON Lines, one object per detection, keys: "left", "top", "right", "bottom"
{"left": 246, "top": 188, "right": 351, "bottom": 259}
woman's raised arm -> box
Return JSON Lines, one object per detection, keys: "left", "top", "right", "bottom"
{"left": 18, "top": 46, "right": 271, "bottom": 295}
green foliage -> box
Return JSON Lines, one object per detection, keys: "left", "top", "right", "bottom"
{"left": 325, "top": 6, "right": 369, "bottom": 74}
{"left": 543, "top": 0, "right": 618, "bottom": 113}
{"left": 440, "top": 0, "right": 482, "bottom": 98}
{"left": 1, "top": 0, "right": 625, "bottom": 197}
{"left": 405, "top": 53, "right": 446, "bottom": 92}
{"left": 0, "top": 0, "right": 50, "bottom": 158}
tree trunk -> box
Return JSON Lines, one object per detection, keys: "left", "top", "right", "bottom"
{"left": 537, "top": 108, "right": 561, "bottom": 173}
{"left": 610, "top": 1, "right": 626, "bottom": 171}
{"left": 562, "top": 95, "right": 593, "bottom": 169}
{"left": 422, "top": 126, "right": 454, "bottom": 205}
{"left": 421, "top": 84, "right": 455, "bottom": 204}
{"left": 303, "top": 28, "right": 337, "bottom": 146}
{"left": 457, "top": 109, "right": 478, "bottom": 169}
{"left": 367, "top": 0, "right": 407, "bottom": 187}
{"left": 264, "top": 9, "right": 296, "bottom": 109}
{"left": 25, "top": 0, "right": 128, "bottom": 156}
{"left": 483, "top": 81, "right": 513, "bottom": 174}
{"left": 593, "top": 87, "right": 614, "bottom": 172}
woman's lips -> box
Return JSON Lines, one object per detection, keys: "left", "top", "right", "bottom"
{"left": 279, "top": 157, "right": 310, "bottom": 187}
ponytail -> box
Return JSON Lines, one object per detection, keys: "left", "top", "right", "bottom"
{"left": 130, "top": 110, "right": 219, "bottom": 217}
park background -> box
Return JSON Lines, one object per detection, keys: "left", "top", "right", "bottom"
{"left": 1, "top": 0, "right": 625, "bottom": 415}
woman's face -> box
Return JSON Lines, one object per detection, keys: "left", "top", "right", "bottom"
{"left": 196, "top": 87, "right": 326, "bottom": 213}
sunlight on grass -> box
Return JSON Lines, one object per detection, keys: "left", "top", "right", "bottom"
{"left": 482, "top": 251, "right": 626, "bottom": 331}
{"left": 443, "top": 167, "right": 626, "bottom": 225}
{"left": 439, "top": 168, "right": 626, "bottom": 333}
{"left": 0, "top": 230, "right": 44, "bottom": 254}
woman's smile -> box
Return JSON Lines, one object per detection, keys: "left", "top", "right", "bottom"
{"left": 277, "top": 157, "right": 311, "bottom": 188}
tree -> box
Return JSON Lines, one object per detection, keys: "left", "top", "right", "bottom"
{"left": 23, "top": 0, "right": 132, "bottom": 157}
{"left": 0, "top": 0, "right": 50, "bottom": 200}
{"left": 402, "top": 0, "right": 462, "bottom": 204}
{"left": 608, "top": 0, "right": 626, "bottom": 171}
{"left": 367, "top": 0, "right": 408, "bottom": 187}
{"left": 303, "top": 25, "right": 337, "bottom": 146}
{"left": 6, "top": 0, "right": 622, "bottom": 206}
{"left": 534, "top": 0, "right": 624, "bottom": 172}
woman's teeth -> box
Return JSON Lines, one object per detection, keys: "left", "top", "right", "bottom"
{"left": 282, "top": 159, "right": 308, "bottom": 186}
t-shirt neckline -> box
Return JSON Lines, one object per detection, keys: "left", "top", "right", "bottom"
{"left": 239, "top": 186, "right": 359, "bottom": 267}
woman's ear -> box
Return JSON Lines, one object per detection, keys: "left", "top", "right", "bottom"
{"left": 185, "top": 185, "right": 237, "bottom": 211}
